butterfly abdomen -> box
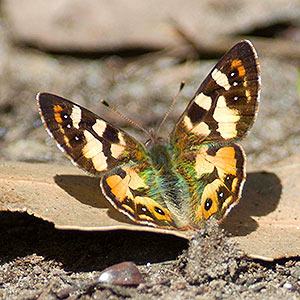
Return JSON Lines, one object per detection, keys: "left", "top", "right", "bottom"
{"left": 143, "top": 144, "right": 192, "bottom": 228}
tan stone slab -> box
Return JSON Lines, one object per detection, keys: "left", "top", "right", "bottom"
{"left": 0, "top": 161, "right": 191, "bottom": 239}
{"left": 1, "top": 155, "right": 299, "bottom": 261}
{"left": 3, "top": 0, "right": 299, "bottom": 52}
{"left": 222, "top": 154, "right": 300, "bottom": 261}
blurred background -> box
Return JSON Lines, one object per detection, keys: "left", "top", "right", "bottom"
{"left": 0, "top": 0, "right": 299, "bottom": 167}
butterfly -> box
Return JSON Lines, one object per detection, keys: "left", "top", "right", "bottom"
{"left": 37, "top": 40, "right": 260, "bottom": 230}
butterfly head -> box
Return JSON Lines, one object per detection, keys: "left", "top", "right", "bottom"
{"left": 144, "top": 128, "right": 164, "bottom": 147}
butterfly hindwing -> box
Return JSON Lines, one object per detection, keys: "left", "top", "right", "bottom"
{"left": 37, "top": 93, "right": 147, "bottom": 175}
{"left": 171, "top": 40, "right": 260, "bottom": 151}
{"left": 100, "top": 165, "right": 177, "bottom": 228}
{"left": 175, "top": 144, "right": 245, "bottom": 224}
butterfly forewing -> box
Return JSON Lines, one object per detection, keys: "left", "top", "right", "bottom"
{"left": 37, "top": 93, "right": 147, "bottom": 175}
{"left": 171, "top": 40, "right": 260, "bottom": 151}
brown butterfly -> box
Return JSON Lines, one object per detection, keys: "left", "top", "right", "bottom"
{"left": 37, "top": 40, "right": 260, "bottom": 229}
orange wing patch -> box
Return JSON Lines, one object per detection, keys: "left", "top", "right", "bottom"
{"left": 53, "top": 104, "right": 64, "bottom": 123}
{"left": 231, "top": 59, "right": 246, "bottom": 77}
{"left": 134, "top": 196, "right": 174, "bottom": 224}
{"left": 197, "top": 179, "right": 223, "bottom": 219}
{"left": 194, "top": 146, "right": 239, "bottom": 179}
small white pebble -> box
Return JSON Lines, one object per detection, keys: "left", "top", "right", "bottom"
{"left": 283, "top": 282, "right": 292, "bottom": 289}
{"left": 98, "top": 272, "right": 111, "bottom": 282}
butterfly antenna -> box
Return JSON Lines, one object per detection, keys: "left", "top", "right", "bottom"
{"left": 156, "top": 80, "right": 185, "bottom": 136}
{"left": 100, "top": 99, "right": 152, "bottom": 139}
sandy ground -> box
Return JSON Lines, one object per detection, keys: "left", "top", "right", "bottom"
{"left": 0, "top": 1, "right": 300, "bottom": 299}
{"left": 1, "top": 214, "right": 300, "bottom": 299}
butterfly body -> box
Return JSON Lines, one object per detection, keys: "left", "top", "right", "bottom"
{"left": 37, "top": 40, "right": 260, "bottom": 230}
{"left": 99, "top": 140, "right": 192, "bottom": 229}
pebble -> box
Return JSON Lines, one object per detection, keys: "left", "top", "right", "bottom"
{"left": 97, "top": 261, "right": 145, "bottom": 286}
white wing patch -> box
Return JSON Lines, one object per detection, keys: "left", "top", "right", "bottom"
{"left": 211, "top": 69, "right": 230, "bottom": 91}
{"left": 70, "top": 105, "right": 82, "bottom": 129}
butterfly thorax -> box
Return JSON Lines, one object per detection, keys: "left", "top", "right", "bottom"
{"left": 146, "top": 141, "right": 172, "bottom": 170}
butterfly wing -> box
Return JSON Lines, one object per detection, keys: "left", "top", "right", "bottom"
{"left": 37, "top": 93, "right": 176, "bottom": 228}
{"left": 37, "top": 92, "right": 147, "bottom": 175}
{"left": 175, "top": 143, "right": 245, "bottom": 224}
{"left": 171, "top": 40, "right": 260, "bottom": 148}
{"left": 170, "top": 40, "right": 261, "bottom": 224}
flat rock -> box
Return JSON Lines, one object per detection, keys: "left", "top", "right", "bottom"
{"left": 222, "top": 154, "right": 300, "bottom": 261}
{"left": 3, "top": 0, "right": 300, "bottom": 52}
{"left": 0, "top": 155, "right": 299, "bottom": 261}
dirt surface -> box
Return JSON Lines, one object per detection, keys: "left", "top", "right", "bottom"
{"left": 1, "top": 215, "right": 300, "bottom": 299}
{"left": 0, "top": 1, "right": 300, "bottom": 299}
